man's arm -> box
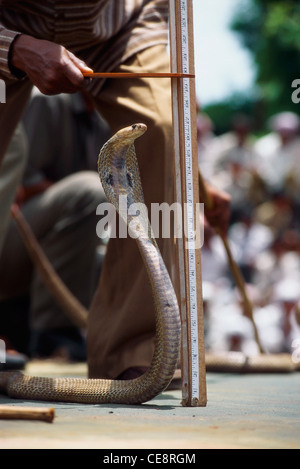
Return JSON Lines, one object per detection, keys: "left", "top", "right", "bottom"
{"left": 0, "top": 25, "right": 22, "bottom": 79}
{"left": 10, "top": 34, "right": 93, "bottom": 95}
{"left": 202, "top": 181, "right": 231, "bottom": 238}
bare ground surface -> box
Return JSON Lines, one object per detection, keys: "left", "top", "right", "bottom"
{"left": 0, "top": 360, "right": 299, "bottom": 449}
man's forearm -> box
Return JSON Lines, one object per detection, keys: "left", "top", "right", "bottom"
{"left": 9, "top": 34, "right": 93, "bottom": 95}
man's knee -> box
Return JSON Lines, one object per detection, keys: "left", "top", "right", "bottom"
{"left": 53, "top": 171, "right": 105, "bottom": 215}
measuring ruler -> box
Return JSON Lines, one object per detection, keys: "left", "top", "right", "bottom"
{"left": 180, "top": 0, "right": 200, "bottom": 404}
{"left": 169, "top": 0, "right": 207, "bottom": 407}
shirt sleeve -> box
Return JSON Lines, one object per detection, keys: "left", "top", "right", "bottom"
{"left": 0, "top": 25, "right": 24, "bottom": 80}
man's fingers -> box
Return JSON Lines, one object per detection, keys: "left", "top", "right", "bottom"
{"left": 57, "top": 50, "right": 85, "bottom": 88}
{"left": 67, "top": 51, "right": 93, "bottom": 73}
{"left": 11, "top": 35, "right": 92, "bottom": 95}
{"left": 47, "top": 50, "right": 93, "bottom": 93}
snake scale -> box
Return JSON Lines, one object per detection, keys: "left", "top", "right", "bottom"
{"left": 0, "top": 123, "right": 181, "bottom": 404}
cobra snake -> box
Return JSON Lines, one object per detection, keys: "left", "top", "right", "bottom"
{"left": 0, "top": 123, "right": 181, "bottom": 404}
{"left": 1, "top": 125, "right": 299, "bottom": 406}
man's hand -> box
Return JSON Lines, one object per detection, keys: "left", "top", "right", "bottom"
{"left": 11, "top": 35, "right": 93, "bottom": 95}
{"left": 203, "top": 182, "right": 231, "bottom": 238}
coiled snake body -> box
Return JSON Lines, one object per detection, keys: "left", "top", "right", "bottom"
{"left": 1, "top": 125, "right": 298, "bottom": 405}
{"left": 0, "top": 124, "right": 181, "bottom": 404}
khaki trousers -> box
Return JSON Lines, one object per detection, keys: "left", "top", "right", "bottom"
{"left": 0, "top": 80, "right": 33, "bottom": 253}
{"left": 0, "top": 124, "right": 28, "bottom": 254}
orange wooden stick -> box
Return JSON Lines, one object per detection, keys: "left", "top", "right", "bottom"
{"left": 83, "top": 72, "right": 195, "bottom": 79}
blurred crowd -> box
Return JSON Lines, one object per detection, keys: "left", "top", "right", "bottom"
{"left": 198, "top": 110, "right": 300, "bottom": 356}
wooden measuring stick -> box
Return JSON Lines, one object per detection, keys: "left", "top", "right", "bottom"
{"left": 0, "top": 405, "right": 55, "bottom": 423}
{"left": 169, "top": 0, "right": 207, "bottom": 407}
{"left": 198, "top": 169, "right": 264, "bottom": 354}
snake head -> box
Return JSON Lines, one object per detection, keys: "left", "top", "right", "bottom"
{"left": 111, "top": 123, "right": 147, "bottom": 146}
{"left": 98, "top": 123, "right": 148, "bottom": 211}
{"left": 98, "top": 124, "right": 147, "bottom": 171}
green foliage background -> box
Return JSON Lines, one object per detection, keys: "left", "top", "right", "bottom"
{"left": 202, "top": 0, "right": 300, "bottom": 134}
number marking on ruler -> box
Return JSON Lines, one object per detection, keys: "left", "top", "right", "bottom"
{"left": 180, "top": 0, "right": 200, "bottom": 401}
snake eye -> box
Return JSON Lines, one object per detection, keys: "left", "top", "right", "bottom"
{"left": 132, "top": 124, "right": 137, "bottom": 130}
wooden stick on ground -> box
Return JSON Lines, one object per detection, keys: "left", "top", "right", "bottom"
{"left": 0, "top": 405, "right": 55, "bottom": 423}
